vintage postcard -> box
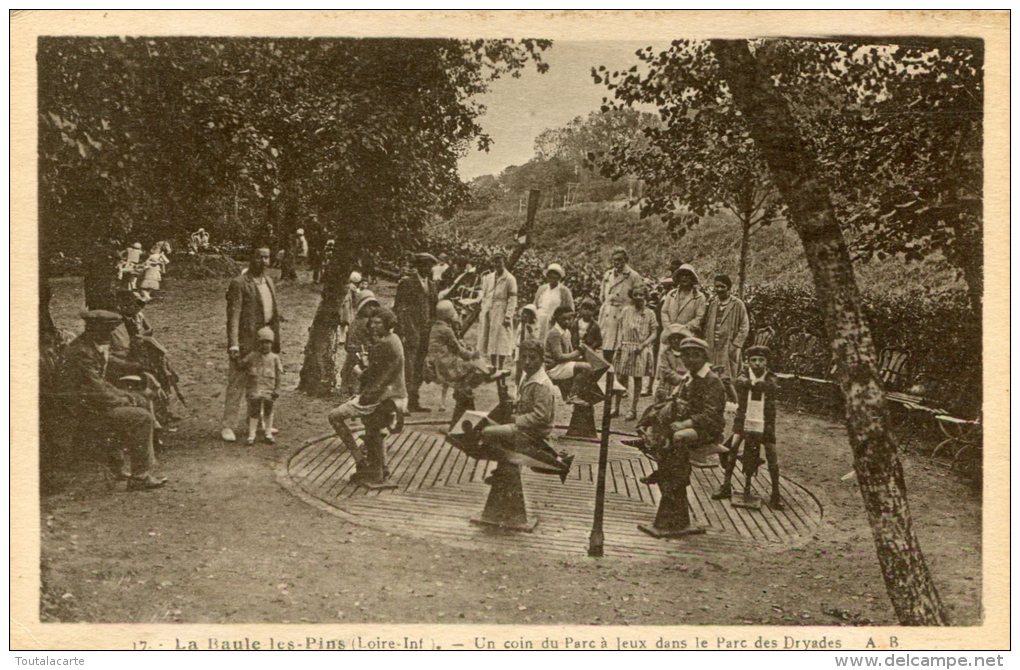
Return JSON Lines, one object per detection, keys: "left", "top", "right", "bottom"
{"left": 10, "top": 9, "right": 1010, "bottom": 654}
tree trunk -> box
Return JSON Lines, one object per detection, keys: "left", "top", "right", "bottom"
{"left": 711, "top": 39, "right": 948, "bottom": 625}
{"left": 298, "top": 240, "right": 354, "bottom": 396}
{"left": 737, "top": 215, "right": 751, "bottom": 299}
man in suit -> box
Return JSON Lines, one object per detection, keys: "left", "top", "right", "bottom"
{"left": 222, "top": 247, "right": 282, "bottom": 442}
{"left": 393, "top": 252, "right": 437, "bottom": 413}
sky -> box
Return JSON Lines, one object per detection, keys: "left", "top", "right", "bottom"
{"left": 457, "top": 40, "right": 663, "bottom": 181}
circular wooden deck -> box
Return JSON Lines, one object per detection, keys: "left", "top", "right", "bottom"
{"left": 279, "top": 423, "right": 823, "bottom": 559}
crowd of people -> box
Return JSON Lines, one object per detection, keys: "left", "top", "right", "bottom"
{"left": 52, "top": 232, "right": 781, "bottom": 517}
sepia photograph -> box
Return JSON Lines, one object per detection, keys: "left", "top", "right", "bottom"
{"left": 11, "top": 8, "right": 1010, "bottom": 654}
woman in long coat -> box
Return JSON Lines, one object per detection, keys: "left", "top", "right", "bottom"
{"left": 534, "top": 262, "right": 574, "bottom": 342}
{"left": 598, "top": 247, "right": 643, "bottom": 361}
{"left": 478, "top": 252, "right": 518, "bottom": 370}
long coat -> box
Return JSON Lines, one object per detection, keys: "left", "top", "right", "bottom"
{"left": 226, "top": 272, "right": 281, "bottom": 356}
{"left": 598, "top": 265, "right": 643, "bottom": 351}
{"left": 479, "top": 270, "right": 517, "bottom": 357}
{"left": 393, "top": 273, "right": 436, "bottom": 346}
{"left": 659, "top": 288, "right": 707, "bottom": 340}
{"left": 703, "top": 296, "right": 750, "bottom": 380}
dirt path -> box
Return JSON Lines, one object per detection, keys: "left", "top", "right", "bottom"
{"left": 40, "top": 275, "right": 981, "bottom": 625}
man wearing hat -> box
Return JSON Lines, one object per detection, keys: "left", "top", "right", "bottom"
{"left": 222, "top": 247, "right": 282, "bottom": 442}
{"left": 713, "top": 344, "right": 783, "bottom": 509}
{"left": 660, "top": 264, "right": 707, "bottom": 340}
{"left": 63, "top": 310, "right": 168, "bottom": 490}
{"left": 534, "top": 262, "right": 574, "bottom": 342}
{"left": 703, "top": 274, "right": 749, "bottom": 384}
{"left": 393, "top": 252, "right": 438, "bottom": 412}
{"left": 630, "top": 336, "right": 726, "bottom": 535}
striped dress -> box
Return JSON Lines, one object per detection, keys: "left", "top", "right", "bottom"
{"left": 613, "top": 305, "right": 657, "bottom": 378}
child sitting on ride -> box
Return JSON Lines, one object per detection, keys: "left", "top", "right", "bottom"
{"left": 653, "top": 323, "right": 693, "bottom": 402}
{"left": 425, "top": 300, "right": 498, "bottom": 422}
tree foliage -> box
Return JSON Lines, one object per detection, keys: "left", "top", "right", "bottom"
{"left": 595, "top": 38, "right": 982, "bottom": 312}
{"left": 38, "top": 37, "right": 552, "bottom": 268}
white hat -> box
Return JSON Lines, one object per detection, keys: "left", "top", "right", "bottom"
{"left": 546, "top": 263, "right": 565, "bottom": 279}
{"left": 296, "top": 228, "right": 305, "bottom": 235}
{"left": 131, "top": 242, "right": 142, "bottom": 250}
{"left": 349, "top": 271, "right": 363, "bottom": 284}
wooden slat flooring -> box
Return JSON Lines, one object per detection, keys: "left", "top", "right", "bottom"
{"left": 284, "top": 428, "right": 823, "bottom": 559}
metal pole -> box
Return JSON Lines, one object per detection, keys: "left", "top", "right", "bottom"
{"left": 588, "top": 370, "right": 614, "bottom": 557}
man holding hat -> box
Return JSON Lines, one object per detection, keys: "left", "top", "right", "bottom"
{"left": 703, "top": 273, "right": 749, "bottom": 383}
{"left": 393, "top": 252, "right": 438, "bottom": 412}
{"left": 63, "top": 310, "right": 167, "bottom": 490}
{"left": 222, "top": 247, "right": 282, "bottom": 442}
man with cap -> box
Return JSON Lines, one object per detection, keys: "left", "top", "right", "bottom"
{"left": 703, "top": 274, "right": 749, "bottom": 385}
{"left": 222, "top": 247, "right": 282, "bottom": 442}
{"left": 534, "top": 262, "right": 574, "bottom": 342}
{"left": 63, "top": 310, "right": 168, "bottom": 490}
{"left": 393, "top": 252, "right": 438, "bottom": 412}
{"left": 598, "top": 247, "right": 643, "bottom": 365}
{"left": 478, "top": 251, "right": 517, "bottom": 371}
{"left": 713, "top": 344, "right": 783, "bottom": 509}
{"left": 108, "top": 289, "right": 174, "bottom": 431}
{"left": 629, "top": 336, "right": 726, "bottom": 535}
{"left": 660, "top": 264, "right": 707, "bottom": 340}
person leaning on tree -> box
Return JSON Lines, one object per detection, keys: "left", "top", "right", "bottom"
{"left": 393, "top": 252, "right": 438, "bottom": 413}
{"left": 221, "top": 247, "right": 282, "bottom": 443}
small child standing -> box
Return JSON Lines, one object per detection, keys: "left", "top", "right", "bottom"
{"left": 242, "top": 327, "right": 284, "bottom": 445}
{"left": 712, "top": 345, "right": 783, "bottom": 509}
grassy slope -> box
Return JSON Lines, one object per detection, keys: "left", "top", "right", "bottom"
{"left": 432, "top": 205, "right": 964, "bottom": 298}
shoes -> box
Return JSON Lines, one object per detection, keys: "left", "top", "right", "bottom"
{"left": 220, "top": 428, "right": 236, "bottom": 443}
{"left": 245, "top": 436, "right": 256, "bottom": 446}
{"left": 769, "top": 495, "right": 785, "bottom": 510}
{"left": 620, "top": 437, "right": 646, "bottom": 449}
{"left": 625, "top": 410, "right": 637, "bottom": 421}
{"left": 567, "top": 396, "right": 590, "bottom": 407}
{"left": 558, "top": 453, "right": 575, "bottom": 484}
{"left": 640, "top": 470, "right": 661, "bottom": 485}
{"left": 126, "top": 475, "right": 167, "bottom": 491}
{"left": 408, "top": 404, "right": 431, "bottom": 413}
{"left": 264, "top": 434, "right": 276, "bottom": 445}
{"left": 711, "top": 484, "right": 732, "bottom": 500}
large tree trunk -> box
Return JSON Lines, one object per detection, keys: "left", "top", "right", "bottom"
{"left": 711, "top": 39, "right": 948, "bottom": 625}
{"left": 737, "top": 214, "right": 751, "bottom": 299}
{"left": 298, "top": 240, "right": 354, "bottom": 396}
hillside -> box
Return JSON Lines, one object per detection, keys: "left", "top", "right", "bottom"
{"left": 430, "top": 204, "right": 964, "bottom": 299}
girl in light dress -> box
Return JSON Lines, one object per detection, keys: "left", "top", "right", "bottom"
{"left": 613, "top": 285, "right": 658, "bottom": 420}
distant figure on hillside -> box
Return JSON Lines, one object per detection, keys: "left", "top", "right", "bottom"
{"left": 534, "top": 262, "right": 574, "bottom": 342}
{"left": 478, "top": 252, "right": 517, "bottom": 371}
{"left": 703, "top": 274, "right": 749, "bottom": 385}
{"left": 221, "top": 247, "right": 282, "bottom": 443}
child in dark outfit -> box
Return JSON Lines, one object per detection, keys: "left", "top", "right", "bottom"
{"left": 712, "top": 345, "right": 783, "bottom": 509}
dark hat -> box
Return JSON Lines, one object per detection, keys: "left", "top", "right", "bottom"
{"left": 745, "top": 345, "right": 771, "bottom": 359}
{"left": 677, "top": 336, "right": 710, "bottom": 354}
{"left": 80, "top": 309, "right": 123, "bottom": 327}
{"left": 714, "top": 274, "right": 733, "bottom": 289}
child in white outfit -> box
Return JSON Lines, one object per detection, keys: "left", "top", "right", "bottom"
{"left": 241, "top": 327, "right": 283, "bottom": 445}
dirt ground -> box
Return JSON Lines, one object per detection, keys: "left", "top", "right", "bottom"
{"left": 39, "top": 274, "right": 982, "bottom": 626}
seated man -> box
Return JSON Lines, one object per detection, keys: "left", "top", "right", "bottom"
{"left": 63, "top": 310, "right": 168, "bottom": 490}
{"left": 328, "top": 308, "right": 406, "bottom": 478}
{"left": 109, "top": 289, "right": 174, "bottom": 429}
{"left": 628, "top": 337, "right": 727, "bottom": 483}
{"left": 479, "top": 340, "right": 573, "bottom": 482}
{"left": 543, "top": 306, "right": 594, "bottom": 406}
